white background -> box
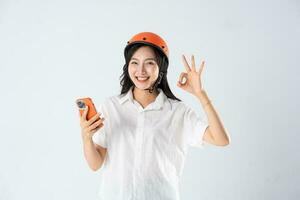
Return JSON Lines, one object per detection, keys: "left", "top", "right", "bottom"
{"left": 0, "top": 0, "right": 299, "bottom": 199}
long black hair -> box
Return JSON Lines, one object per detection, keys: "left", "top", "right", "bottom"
{"left": 119, "top": 43, "right": 181, "bottom": 102}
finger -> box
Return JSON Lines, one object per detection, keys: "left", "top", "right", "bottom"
{"left": 191, "top": 55, "right": 196, "bottom": 71}
{"left": 89, "top": 119, "right": 104, "bottom": 132}
{"left": 90, "top": 127, "right": 100, "bottom": 134}
{"left": 87, "top": 112, "right": 102, "bottom": 126}
{"left": 88, "top": 112, "right": 104, "bottom": 124}
{"left": 89, "top": 118, "right": 104, "bottom": 131}
{"left": 199, "top": 60, "right": 205, "bottom": 74}
{"left": 90, "top": 124, "right": 104, "bottom": 134}
{"left": 82, "top": 113, "right": 102, "bottom": 129}
{"left": 178, "top": 72, "right": 188, "bottom": 85}
{"left": 182, "top": 55, "right": 191, "bottom": 72}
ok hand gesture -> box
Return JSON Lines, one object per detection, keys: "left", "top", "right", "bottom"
{"left": 177, "top": 54, "right": 206, "bottom": 96}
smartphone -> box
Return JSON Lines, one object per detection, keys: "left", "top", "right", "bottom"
{"left": 76, "top": 97, "right": 100, "bottom": 121}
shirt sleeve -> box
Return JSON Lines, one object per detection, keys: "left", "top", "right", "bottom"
{"left": 92, "top": 102, "right": 108, "bottom": 148}
{"left": 183, "top": 105, "right": 209, "bottom": 148}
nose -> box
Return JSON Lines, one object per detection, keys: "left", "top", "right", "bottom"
{"left": 137, "top": 63, "right": 146, "bottom": 74}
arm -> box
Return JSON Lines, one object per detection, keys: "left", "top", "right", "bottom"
{"left": 196, "top": 89, "right": 230, "bottom": 146}
{"left": 178, "top": 54, "right": 230, "bottom": 146}
{"left": 82, "top": 136, "right": 107, "bottom": 171}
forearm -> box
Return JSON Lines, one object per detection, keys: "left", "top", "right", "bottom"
{"left": 82, "top": 136, "right": 104, "bottom": 171}
{"left": 195, "top": 90, "right": 230, "bottom": 145}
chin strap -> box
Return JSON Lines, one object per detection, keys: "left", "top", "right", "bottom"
{"left": 144, "top": 71, "right": 164, "bottom": 93}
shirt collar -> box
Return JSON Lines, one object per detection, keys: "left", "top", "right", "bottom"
{"left": 118, "top": 86, "right": 166, "bottom": 110}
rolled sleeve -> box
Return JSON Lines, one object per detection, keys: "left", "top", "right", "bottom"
{"left": 183, "top": 105, "right": 209, "bottom": 148}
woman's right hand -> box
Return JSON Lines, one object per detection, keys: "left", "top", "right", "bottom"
{"left": 80, "top": 106, "right": 105, "bottom": 140}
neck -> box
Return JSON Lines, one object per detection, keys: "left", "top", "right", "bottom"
{"left": 132, "top": 86, "right": 159, "bottom": 107}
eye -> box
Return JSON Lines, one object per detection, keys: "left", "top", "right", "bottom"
{"left": 147, "top": 62, "right": 155, "bottom": 65}
{"left": 131, "top": 61, "right": 138, "bottom": 65}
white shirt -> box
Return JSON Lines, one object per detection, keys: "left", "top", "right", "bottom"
{"left": 92, "top": 86, "right": 209, "bottom": 200}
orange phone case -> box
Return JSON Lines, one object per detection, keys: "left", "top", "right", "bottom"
{"left": 76, "top": 97, "right": 99, "bottom": 121}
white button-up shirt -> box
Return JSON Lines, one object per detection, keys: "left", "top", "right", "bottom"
{"left": 92, "top": 86, "right": 208, "bottom": 200}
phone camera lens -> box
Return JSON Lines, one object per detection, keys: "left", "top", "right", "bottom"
{"left": 76, "top": 100, "right": 86, "bottom": 109}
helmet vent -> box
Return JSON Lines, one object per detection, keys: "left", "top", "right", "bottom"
{"left": 162, "top": 46, "right": 165, "bottom": 48}
{"left": 143, "top": 37, "right": 146, "bottom": 40}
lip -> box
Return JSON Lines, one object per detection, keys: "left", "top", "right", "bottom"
{"left": 136, "top": 76, "right": 150, "bottom": 82}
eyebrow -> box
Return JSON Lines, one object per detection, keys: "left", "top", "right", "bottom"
{"left": 131, "top": 57, "right": 156, "bottom": 61}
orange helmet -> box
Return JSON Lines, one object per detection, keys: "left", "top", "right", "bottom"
{"left": 124, "top": 32, "right": 169, "bottom": 63}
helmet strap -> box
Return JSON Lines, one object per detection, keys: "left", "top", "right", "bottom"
{"left": 144, "top": 71, "right": 164, "bottom": 93}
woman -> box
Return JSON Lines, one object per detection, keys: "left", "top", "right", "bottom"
{"left": 80, "top": 32, "right": 230, "bottom": 200}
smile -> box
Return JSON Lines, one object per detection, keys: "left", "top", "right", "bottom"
{"left": 136, "top": 76, "right": 150, "bottom": 82}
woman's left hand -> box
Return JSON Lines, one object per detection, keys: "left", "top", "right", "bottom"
{"left": 177, "top": 54, "right": 205, "bottom": 96}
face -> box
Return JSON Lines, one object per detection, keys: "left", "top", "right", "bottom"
{"left": 128, "top": 46, "right": 159, "bottom": 90}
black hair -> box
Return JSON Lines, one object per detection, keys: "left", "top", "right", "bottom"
{"left": 119, "top": 43, "right": 181, "bottom": 102}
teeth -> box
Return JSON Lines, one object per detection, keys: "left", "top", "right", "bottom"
{"left": 137, "top": 77, "right": 149, "bottom": 81}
